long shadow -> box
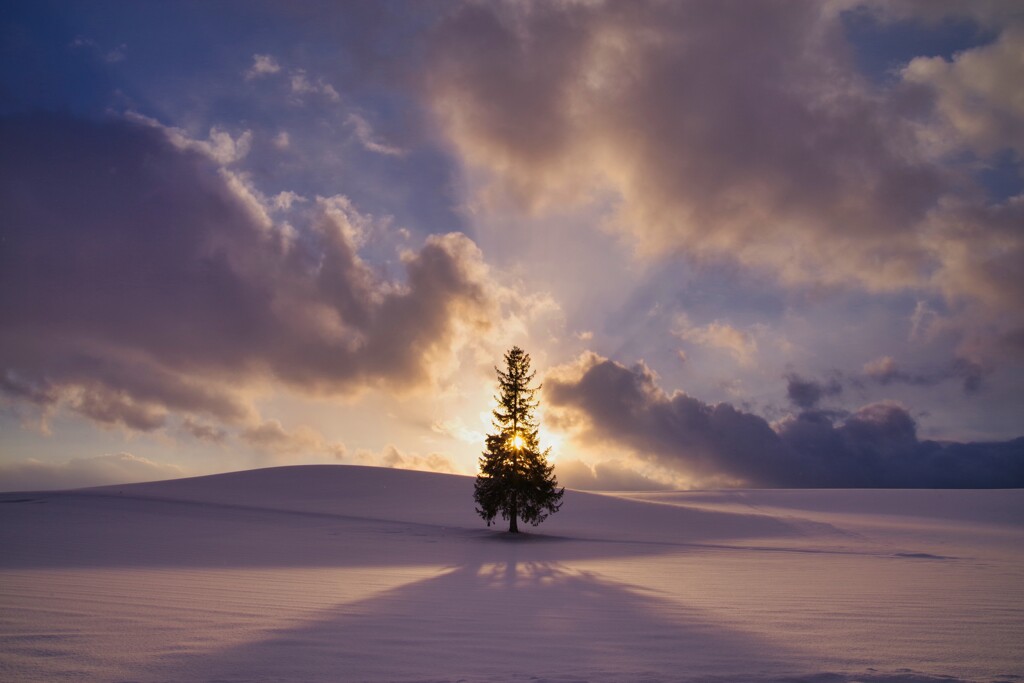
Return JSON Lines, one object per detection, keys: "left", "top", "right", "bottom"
{"left": 133, "top": 555, "right": 801, "bottom": 682}
{"left": 132, "top": 554, "right": 977, "bottom": 683}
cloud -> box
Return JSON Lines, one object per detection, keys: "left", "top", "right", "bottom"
{"left": 0, "top": 113, "right": 500, "bottom": 432}
{"left": 910, "top": 300, "right": 944, "bottom": 343}
{"left": 69, "top": 383, "right": 168, "bottom": 432}
{"left": 862, "top": 355, "right": 987, "bottom": 392}
{"left": 424, "top": 2, "right": 1024, "bottom": 332}
{"left": 290, "top": 69, "right": 341, "bottom": 102}
{"left": 785, "top": 373, "right": 843, "bottom": 410}
{"left": 902, "top": 24, "right": 1024, "bottom": 156}
{"left": 1, "top": 362, "right": 250, "bottom": 433}
{"left": 546, "top": 352, "right": 787, "bottom": 486}
{"left": 246, "top": 54, "right": 281, "bottom": 80}
{"left": 126, "top": 112, "right": 253, "bottom": 165}
{"left": 240, "top": 420, "right": 346, "bottom": 459}
{"left": 244, "top": 54, "right": 340, "bottom": 103}
{"left": 431, "top": 417, "right": 485, "bottom": 445}
{"left": 0, "top": 453, "right": 184, "bottom": 492}
{"left": 70, "top": 35, "right": 127, "bottom": 64}
{"left": 863, "top": 356, "right": 912, "bottom": 383}
{"left": 546, "top": 352, "right": 1024, "bottom": 487}
{"left": 180, "top": 417, "right": 228, "bottom": 444}
{"left": 555, "top": 459, "right": 670, "bottom": 491}
{"left": 357, "top": 445, "right": 458, "bottom": 475}
{"left": 782, "top": 353, "right": 987, "bottom": 414}
{"left": 347, "top": 112, "right": 405, "bottom": 156}
{"left": 675, "top": 316, "right": 758, "bottom": 366}
{"left": 271, "top": 190, "right": 305, "bottom": 212}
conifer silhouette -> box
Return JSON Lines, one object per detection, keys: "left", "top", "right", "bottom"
{"left": 474, "top": 346, "right": 564, "bottom": 533}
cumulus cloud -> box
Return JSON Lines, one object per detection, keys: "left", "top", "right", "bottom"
{"left": 271, "top": 190, "right": 305, "bottom": 211}
{"left": 546, "top": 353, "right": 787, "bottom": 486}
{"left": 0, "top": 113, "right": 500, "bottom": 432}
{"left": 546, "top": 353, "right": 1023, "bottom": 487}
{"left": 126, "top": 112, "right": 253, "bottom": 164}
{"left": 0, "top": 453, "right": 184, "bottom": 492}
{"left": 424, "top": 2, "right": 1024, "bottom": 336}
{"left": 902, "top": 24, "right": 1024, "bottom": 156}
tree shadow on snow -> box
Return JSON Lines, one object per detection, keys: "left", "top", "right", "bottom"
{"left": 135, "top": 556, "right": 794, "bottom": 682}
{"left": 134, "top": 554, "right": 977, "bottom": 683}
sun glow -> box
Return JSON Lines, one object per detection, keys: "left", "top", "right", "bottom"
{"left": 512, "top": 434, "right": 525, "bottom": 450}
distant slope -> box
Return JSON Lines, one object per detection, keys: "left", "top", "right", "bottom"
{"left": 88, "top": 465, "right": 479, "bottom": 528}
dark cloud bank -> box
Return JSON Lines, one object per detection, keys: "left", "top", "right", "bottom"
{"left": 0, "top": 113, "right": 490, "bottom": 430}
{"left": 548, "top": 355, "right": 1024, "bottom": 488}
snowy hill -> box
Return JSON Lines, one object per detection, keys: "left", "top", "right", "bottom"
{"left": 1, "top": 465, "right": 1022, "bottom": 682}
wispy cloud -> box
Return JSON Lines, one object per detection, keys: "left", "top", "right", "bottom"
{"left": 862, "top": 355, "right": 986, "bottom": 393}
{"left": 347, "top": 112, "right": 405, "bottom": 156}
{"left": 70, "top": 35, "right": 126, "bottom": 64}
{"left": 289, "top": 69, "right": 340, "bottom": 102}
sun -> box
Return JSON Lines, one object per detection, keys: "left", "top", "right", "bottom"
{"left": 512, "top": 434, "right": 525, "bottom": 450}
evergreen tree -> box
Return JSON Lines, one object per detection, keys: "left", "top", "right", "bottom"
{"left": 474, "top": 346, "right": 564, "bottom": 533}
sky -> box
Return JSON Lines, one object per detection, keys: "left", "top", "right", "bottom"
{"left": 1, "top": 0, "right": 1022, "bottom": 491}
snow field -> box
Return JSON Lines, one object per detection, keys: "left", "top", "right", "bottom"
{"left": 1, "top": 465, "right": 1021, "bottom": 682}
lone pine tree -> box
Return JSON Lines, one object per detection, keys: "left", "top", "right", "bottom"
{"left": 474, "top": 346, "right": 564, "bottom": 533}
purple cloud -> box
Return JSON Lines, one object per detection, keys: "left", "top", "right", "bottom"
{"left": 547, "top": 353, "right": 1024, "bottom": 487}
{"left": 785, "top": 373, "right": 844, "bottom": 410}
{"left": 0, "top": 113, "right": 495, "bottom": 430}
{"left": 424, "top": 2, "right": 1024, "bottom": 343}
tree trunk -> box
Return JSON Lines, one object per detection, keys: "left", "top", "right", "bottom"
{"left": 509, "top": 500, "right": 519, "bottom": 533}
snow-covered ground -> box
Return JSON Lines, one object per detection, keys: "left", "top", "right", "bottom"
{"left": 1, "top": 465, "right": 1021, "bottom": 682}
